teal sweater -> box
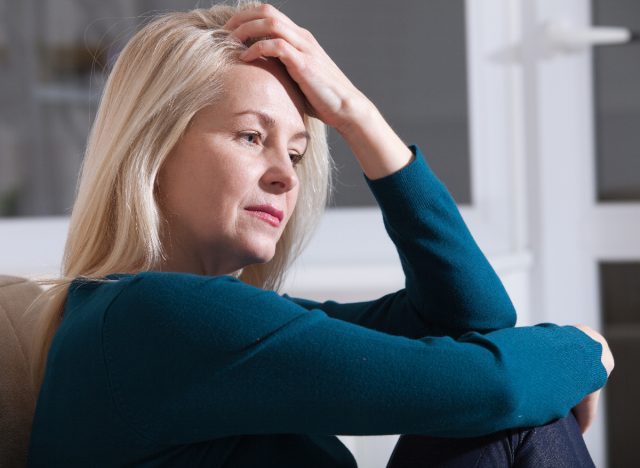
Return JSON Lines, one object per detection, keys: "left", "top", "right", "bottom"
{"left": 28, "top": 147, "right": 607, "bottom": 467}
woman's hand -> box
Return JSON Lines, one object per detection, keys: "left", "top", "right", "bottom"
{"left": 224, "top": 4, "right": 413, "bottom": 180}
{"left": 224, "top": 4, "right": 367, "bottom": 132}
{"left": 571, "top": 324, "right": 614, "bottom": 433}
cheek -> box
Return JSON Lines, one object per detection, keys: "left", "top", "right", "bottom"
{"left": 161, "top": 164, "right": 229, "bottom": 231}
{"left": 288, "top": 183, "right": 300, "bottom": 211}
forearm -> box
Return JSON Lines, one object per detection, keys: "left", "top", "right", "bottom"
{"left": 336, "top": 97, "right": 414, "bottom": 180}
{"left": 106, "top": 273, "right": 608, "bottom": 440}
{"left": 364, "top": 146, "right": 517, "bottom": 335}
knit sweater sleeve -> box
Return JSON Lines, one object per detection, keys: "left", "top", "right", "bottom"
{"left": 102, "top": 271, "right": 607, "bottom": 444}
{"left": 287, "top": 145, "right": 515, "bottom": 337}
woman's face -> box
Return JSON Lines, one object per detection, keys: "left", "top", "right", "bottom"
{"left": 157, "top": 60, "right": 308, "bottom": 276}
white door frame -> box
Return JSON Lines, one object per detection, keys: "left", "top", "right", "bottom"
{"left": 522, "top": 1, "right": 640, "bottom": 466}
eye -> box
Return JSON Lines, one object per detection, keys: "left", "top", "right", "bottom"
{"left": 239, "top": 131, "right": 262, "bottom": 145}
{"left": 289, "top": 153, "right": 304, "bottom": 167}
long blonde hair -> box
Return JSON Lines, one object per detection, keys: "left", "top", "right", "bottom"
{"left": 29, "top": 2, "right": 332, "bottom": 392}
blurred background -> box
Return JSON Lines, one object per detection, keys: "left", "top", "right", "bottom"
{"left": 0, "top": 0, "right": 639, "bottom": 466}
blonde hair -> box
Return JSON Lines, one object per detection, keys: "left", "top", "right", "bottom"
{"left": 29, "top": 2, "right": 332, "bottom": 392}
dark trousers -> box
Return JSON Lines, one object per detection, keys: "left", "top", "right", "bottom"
{"left": 387, "top": 413, "right": 595, "bottom": 467}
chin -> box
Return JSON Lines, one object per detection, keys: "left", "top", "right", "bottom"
{"left": 254, "top": 250, "right": 277, "bottom": 265}
{"left": 243, "top": 242, "right": 277, "bottom": 266}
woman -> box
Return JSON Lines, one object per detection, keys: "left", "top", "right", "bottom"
{"left": 27, "top": 2, "right": 613, "bottom": 467}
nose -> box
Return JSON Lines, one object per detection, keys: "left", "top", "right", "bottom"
{"left": 260, "top": 150, "right": 299, "bottom": 194}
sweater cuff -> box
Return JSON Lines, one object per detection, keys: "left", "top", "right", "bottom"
{"left": 363, "top": 144, "right": 427, "bottom": 185}
{"left": 363, "top": 145, "right": 456, "bottom": 225}
{"left": 555, "top": 324, "right": 609, "bottom": 392}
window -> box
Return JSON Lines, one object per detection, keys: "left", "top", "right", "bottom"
{"left": 0, "top": 0, "right": 471, "bottom": 215}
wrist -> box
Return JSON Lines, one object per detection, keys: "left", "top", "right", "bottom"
{"left": 334, "top": 95, "right": 379, "bottom": 139}
{"left": 333, "top": 98, "right": 413, "bottom": 180}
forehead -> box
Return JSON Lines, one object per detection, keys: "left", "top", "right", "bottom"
{"left": 218, "top": 61, "right": 307, "bottom": 123}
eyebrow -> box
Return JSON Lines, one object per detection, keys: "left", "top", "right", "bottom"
{"left": 233, "top": 110, "right": 310, "bottom": 142}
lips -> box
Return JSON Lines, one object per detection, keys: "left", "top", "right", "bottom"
{"left": 245, "top": 204, "right": 284, "bottom": 227}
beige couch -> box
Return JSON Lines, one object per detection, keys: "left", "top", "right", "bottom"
{"left": 0, "top": 276, "right": 42, "bottom": 467}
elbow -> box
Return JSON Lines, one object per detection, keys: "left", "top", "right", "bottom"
{"left": 463, "top": 306, "right": 516, "bottom": 335}
{"left": 490, "top": 297, "right": 517, "bottom": 329}
{"left": 500, "top": 306, "right": 517, "bottom": 329}
{"left": 477, "top": 285, "right": 518, "bottom": 330}
{"left": 485, "top": 303, "right": 517, "bottom": 331}
{"left": 460, "top": 295, "right": 517, "bottom": 333}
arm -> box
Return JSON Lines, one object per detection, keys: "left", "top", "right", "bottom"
{"left": 222, "top": 5, "right": 612, "bottom": 432}
{"left": 286, "top": 146, "right": 516, "bottom": 337}
{"left": 103, "top": 272, "right": 607, "bottom": 444}
{"left": 227, "top": 7, "right": 515, "bottom": 336}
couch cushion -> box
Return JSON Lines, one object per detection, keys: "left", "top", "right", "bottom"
{"left": 0, "top": 276, "right": 42, "bottom": 468}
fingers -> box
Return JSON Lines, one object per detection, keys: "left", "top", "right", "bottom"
{"left": 225, "top": 4, "right": 316, "bottom": 54}
{"left": 224, "top": 3, "right": 295, "bottom": 31}
{"left": 575, "top": 324, "right": 615, "bottom": 377}
{"left": 239, "top": 38, "right": 306, "bottom": 71}
{"left": 572, "top": 390, "right": 600, "bottom": 434}
{"left": 230, "top": 18, "right": 310, "bottom": 51}
{"left": 226, "top": 5, "right": 314, "bottom": 86}
{"left": 223, "top": 3, "right": 363, "bottom": 131}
